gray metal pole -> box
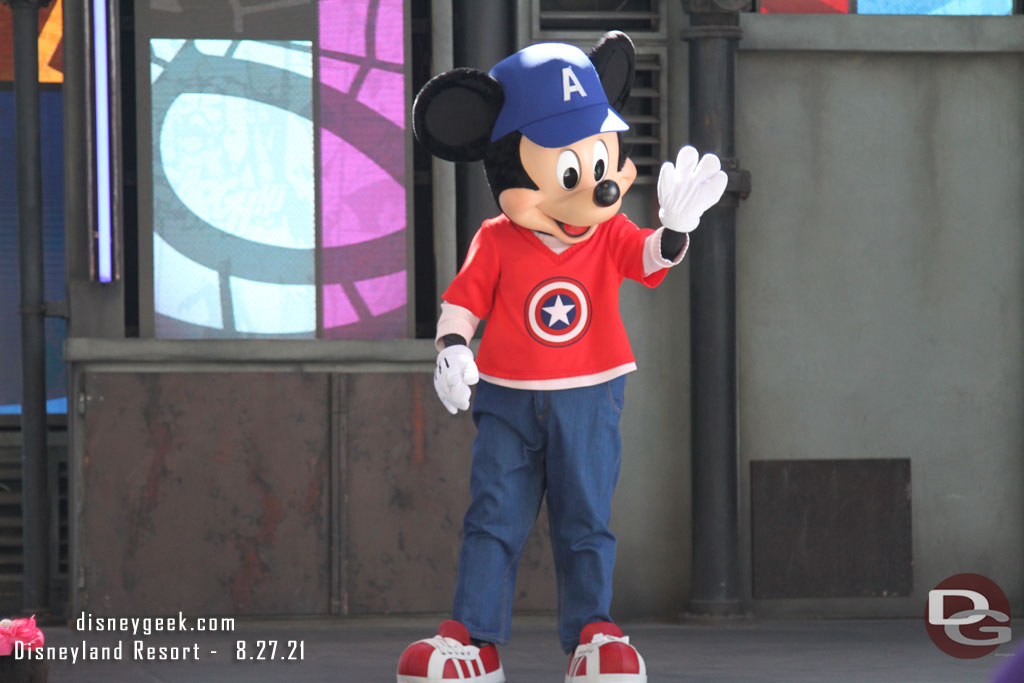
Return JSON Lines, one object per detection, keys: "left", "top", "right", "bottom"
{"left": 430, "top": 0, "right": 457, "bottom": 303}
{"left": 6, "top": 0, "right": 54, "bottom": 618}
{"left": 451, "top": 0, "right": 515, "bottom": 263}
{"left": 62, "top": 0, "right": 87, "bottom": 315}
{"left": 681, "top": 0, "right": 751, "bottom": 618}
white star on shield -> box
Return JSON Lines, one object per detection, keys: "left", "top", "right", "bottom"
{"left": 542, "top": 295, "right": 575, "bottom": 328}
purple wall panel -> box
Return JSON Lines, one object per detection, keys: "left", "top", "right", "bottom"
{"left": 319, "top": 0, "right": 408, "bottom": 338}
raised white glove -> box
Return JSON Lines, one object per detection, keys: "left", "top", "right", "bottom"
{"left": 433, "top": 344, "right": 479, "bottom": 415}
{"left": 657, "top": 145, "right": 729, "bottom": 233}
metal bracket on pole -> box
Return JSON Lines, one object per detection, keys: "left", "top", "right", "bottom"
{"left": 708, "top": 156, "right": 752, "bottom": 207}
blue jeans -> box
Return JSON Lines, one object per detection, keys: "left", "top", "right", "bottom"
{"left": 452, "top": 377, "right": 626, "bottom": 654}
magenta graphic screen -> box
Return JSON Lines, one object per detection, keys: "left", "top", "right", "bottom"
{"left": 144, "top": 0, "right": 407, "bottom": 339}
{"left": 319, "top": 0, "right": 407, "bottom": 338}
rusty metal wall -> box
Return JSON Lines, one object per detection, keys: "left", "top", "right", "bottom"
{"left": 74, "top": 371, "right": 557, "bottom": 617}
{"left": 78, "top": 372, "right": 332, "bottom": 616}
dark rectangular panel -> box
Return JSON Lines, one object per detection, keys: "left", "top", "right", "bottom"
{"left": 751, "top": 458, "right": 912, "bottom": 599}
{"left": 80, "top": 372, "right": 330, "bottom": 615}
{"left": 141, "top": 0, "right": 315, "bottom": 38}
{"left": 0, "top": 437, "right": 67, "bottom": 614}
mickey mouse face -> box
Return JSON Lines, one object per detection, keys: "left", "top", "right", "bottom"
{"left": 499, "top": 131, "right": 637, "bottom": 243}
{"left": 413, "top": 31, "right": 637, "bottom": 245}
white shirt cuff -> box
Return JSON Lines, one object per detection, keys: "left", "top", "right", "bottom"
{"left": 643, "top": 227, "right": 689, "bottom": 277}
{"left": 435, "top": 302, "right": 481, "bottom": 351}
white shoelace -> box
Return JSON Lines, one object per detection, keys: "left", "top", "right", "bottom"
{"left": 568, "top": 633, "right": 633, "bottom": 678}
{"left": 575, "top": 632, "right": 630, "bottom": 657}
{"left": 424, "top": 635, "right": 478, "bottom": 661}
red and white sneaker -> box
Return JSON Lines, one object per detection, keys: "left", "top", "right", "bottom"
{"left": 565, "top": 622, "right": 647, "bottom": 683}
{"left": 397, "top": 620, "right": 505, "bottom": 683}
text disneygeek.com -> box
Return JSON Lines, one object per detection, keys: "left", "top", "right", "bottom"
{"left": 12, "top": 612, "right": 305, "bottom": 664}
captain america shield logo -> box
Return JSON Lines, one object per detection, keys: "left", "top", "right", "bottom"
{"left": 524, "top": 277, "right": 592, "bottom": 347}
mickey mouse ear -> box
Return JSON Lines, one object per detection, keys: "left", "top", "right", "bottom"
{"left": 588, "top": 31, "right": 635, "bottom": 112}
{"left": 413, "top": 68, "right": 505, "bottom": 162}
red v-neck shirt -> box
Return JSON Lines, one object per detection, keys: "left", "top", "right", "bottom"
{"left": 442, "top": 213, "right": 669, "bottom": 386}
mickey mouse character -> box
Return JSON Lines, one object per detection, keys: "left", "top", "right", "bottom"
{"left": 397, "top": 32, "right": 726, "bottom": 683}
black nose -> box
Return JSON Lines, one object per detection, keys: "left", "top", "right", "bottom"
{"left": 593, "top": 180, "right": 620, "bottom": 207}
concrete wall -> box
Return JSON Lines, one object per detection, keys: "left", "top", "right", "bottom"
{"left": 610, "top": 13, "right": 1024, "bottom": 620}
{"left": 734, "top": 16, "right": 1024, "bottom": 615}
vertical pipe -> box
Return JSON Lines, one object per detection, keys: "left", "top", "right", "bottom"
{"left": 10, "top": 0, "right": 52, "bottom": 617}
{"left": 681, "top": 2, "right": 749, "bottom": 617}
{"left": 451, "top": 0, "right": 515, "bottom": 264}
{"left": 62, "top": 0, "right": 86, "bottom": 620}
{"left": 430, "top": 0, "right": 456, "bottom": 304}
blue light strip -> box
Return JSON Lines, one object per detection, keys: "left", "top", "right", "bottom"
{"left": 0, "top": 398, "right": 69, "bottom": 416}
{"left": 93, "top": 0, "right": 113, "bottom": 283}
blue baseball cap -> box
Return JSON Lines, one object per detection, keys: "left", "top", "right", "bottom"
{"left": 489, "top": 42, "right": 629, "bottom": 149}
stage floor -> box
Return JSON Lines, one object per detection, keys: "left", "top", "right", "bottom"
{"left": 37, "top": 614, "right": 1015, "bottom": 682}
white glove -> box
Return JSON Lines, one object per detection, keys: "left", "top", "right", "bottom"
{"left": 657, "top": 145, "right": 729, "bottom": 233}
{"left": 433, "top": 345, "right": 479, "bottom": 415}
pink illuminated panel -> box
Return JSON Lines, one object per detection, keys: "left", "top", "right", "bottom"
{"left": 319, "top": 0, "right": 407, "bottom": 339}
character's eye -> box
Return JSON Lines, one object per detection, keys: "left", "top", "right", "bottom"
{"left": 593, "top": 140, "right": 609, "bottom": 181}
{"left": 556, "top": 149, "right": 581, "bottom": 190}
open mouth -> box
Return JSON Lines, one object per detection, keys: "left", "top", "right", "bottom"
{"left": 554, "top": 220, "right": 591, "bottom": 238}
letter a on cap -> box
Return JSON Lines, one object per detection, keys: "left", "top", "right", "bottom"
{"left": 562, "top": 66, "right": 587, "bottom": 101}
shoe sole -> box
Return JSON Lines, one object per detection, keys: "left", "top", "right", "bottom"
{"left": 398, "top": 668, "right": 505, "bottom": 683}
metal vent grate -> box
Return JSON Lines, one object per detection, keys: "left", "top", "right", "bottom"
{"left": 538, "top": 0, "right": 661, "bottom": 34}
{"left": 620, "top": 49, "right": 667, "bottom": 183}
{"left": 0, "top": 455, "right": 23, "bottom": 581}
{"left": 530, "top": 2, "right": 668, "bottom": 184}
{"left": 0, "top": 435, "right": 69, "bottom": 612}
